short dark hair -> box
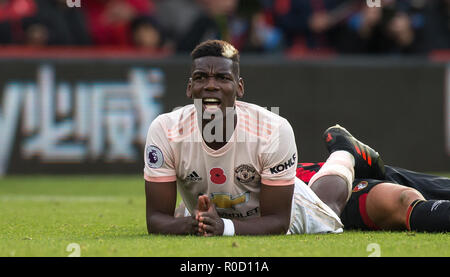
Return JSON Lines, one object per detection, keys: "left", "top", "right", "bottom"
{"left": 191, "top": 40, "right": 240, "bottom": 62}
{"left": 191, "top": 40, "right": 240, "bottom": 76}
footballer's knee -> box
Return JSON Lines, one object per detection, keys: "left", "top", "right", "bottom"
{"left": 310, "top": 175, "right": 349, "bottom": 216}
{"left": 398, "top": 188, "right": 424, "bottom": 208}
{"left": 366, "top": 183, "right": 424, "bottom": 230}
{"left": 396, "top": 188, "right": 424, "bottom": 224}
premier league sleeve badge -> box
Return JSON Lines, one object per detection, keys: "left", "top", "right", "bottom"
{"left": 146, "top": 145, "right": 164, "bottom": 169}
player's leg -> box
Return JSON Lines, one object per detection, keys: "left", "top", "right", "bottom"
{"left": 364, "top": 182, "right": 425, "bottom": 230}
{"left": 308, "top": 153, "right": 354, "bottom": 216}
{"left": 365, "top": 166, "right": 450, "bottom": 231}
{"left": 309, "top": 125, "right": 385, "bottom": 216}
{"left": 383, "top": 165, "right": 450, "bottom": 200}
{"left": 340, "top": 179, "right": 424, "bottom": 231}
{"left": 289, "top": 177, "right": 344, "bottom": 234}
{"left": 349, "top": 180, "right": 450, "bottom": 232}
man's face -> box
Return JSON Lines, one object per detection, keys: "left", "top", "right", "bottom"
{"left": 187, "top": 56, "right": 244, "bottom": 117}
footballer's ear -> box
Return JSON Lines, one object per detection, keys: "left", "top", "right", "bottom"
{"left": 237, "top": 77, "right": 244, "bottom": 98}
{"left": 186, "top": 78, "right": 193, "bottom": 99}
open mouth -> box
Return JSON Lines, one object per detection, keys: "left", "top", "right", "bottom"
{"left": 202, "top": 98, "right": 221, "bottom": 109}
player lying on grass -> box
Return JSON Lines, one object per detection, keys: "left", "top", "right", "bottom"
{"left": 191, "top": 124, "right": 450, "bottom": 234}
{"left": 144, "top": 39, "right": 450, "bottom": 236}
{"left": 144, "top": 40, "right": 356, "bottom": 235}
{"left": 298, "top": 125, "right": 450, "bottom": 232}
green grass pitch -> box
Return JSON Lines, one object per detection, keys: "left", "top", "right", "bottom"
{"left": 1, "top": 174, "right": 450, "bottom": 257}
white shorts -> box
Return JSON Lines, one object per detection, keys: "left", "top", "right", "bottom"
{"left": 287, "top": 177, "right": 343, "bottom": 234}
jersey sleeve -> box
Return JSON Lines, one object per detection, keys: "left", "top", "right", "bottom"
{"left": 260, "top": 119, "right": 298, "bottom": 186}
{"left": 143, "top": 116, "right": 177, "bottom": 183}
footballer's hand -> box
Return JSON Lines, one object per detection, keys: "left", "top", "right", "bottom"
{"left": 197, "top": 194, "right": 210, "bottom": 212}
{"left": 195, "top": 194, "right": 212, "bottom": 236}
{"left": 187, "top": 215, "right": 201, "bottom": 235}
{"left": 197, "top": 203, "right": 224, "bottom": 237}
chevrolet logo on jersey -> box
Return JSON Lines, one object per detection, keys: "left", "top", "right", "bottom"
{"left": 270, "top": 153, "right": 296, "bottom": 174}
{"left": 210, "top": 191, "right": 249, "bottom": 209}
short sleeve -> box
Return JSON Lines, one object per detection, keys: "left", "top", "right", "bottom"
{"left": 143, "top": 116, "right": 177, "bottom": 182}
{"left": 260, "top": 119, "right": 298, "bottom": 186}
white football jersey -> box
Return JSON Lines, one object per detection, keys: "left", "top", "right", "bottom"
{"left": 144, "top": 100, "right": 343, "bottom": 233}
{"left": 144, "top": 101, "right": 297, "bottom": 219}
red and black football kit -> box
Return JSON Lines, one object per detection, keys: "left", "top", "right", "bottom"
{"left": 297, "top": 163, "right": 450, "bottom": 230}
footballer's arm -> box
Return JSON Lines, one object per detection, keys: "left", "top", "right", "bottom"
{"left": 198, "top": 183, "right": 294, "bottom": 236}
{"left": 145, "top": 180, "right": 199, "bottom": 235}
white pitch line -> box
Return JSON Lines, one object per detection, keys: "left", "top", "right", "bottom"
{"left": 0, "top": 195, "right": 131, "bottom": 202}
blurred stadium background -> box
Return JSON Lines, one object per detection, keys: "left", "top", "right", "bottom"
{"left": 0, "top": 0, "right": 449, "bottom": 257}
{"left": 0, "top": 0, "right": 449, "bottom": 176}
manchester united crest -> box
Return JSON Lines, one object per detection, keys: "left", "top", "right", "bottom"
{"left": 234, "top": 164, "right": 260, "bottom": 184}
